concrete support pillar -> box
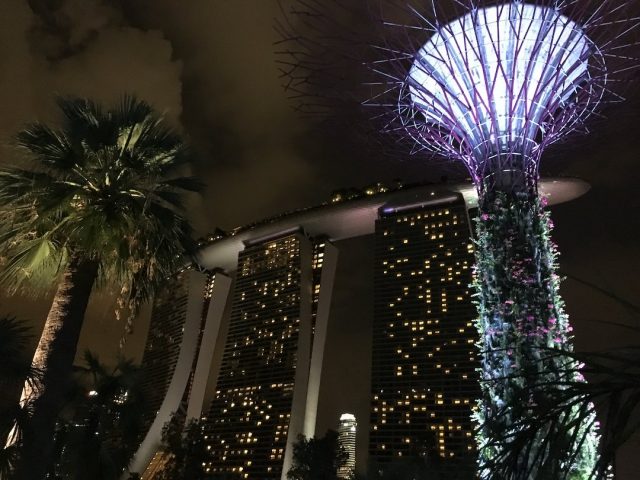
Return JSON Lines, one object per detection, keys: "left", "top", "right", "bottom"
{"left": 281, "top": 235, "right": 314, "bottom": 479}
{"left": 185, "top": 273, "right": 232, "bottom": 422}
{"left": 303, "top": 242, "right": 339, "bottom": 437}
{"left": 127, "top": 270, "right": 207, "bottom": 477}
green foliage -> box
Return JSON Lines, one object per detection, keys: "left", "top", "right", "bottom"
{"left": 366, "top": 449, "right": 475, "bottom": 480}
{"left": 473, "top": 192, "right": 599, "bottom": 479}
{"left": 156, "top": 415, "right": 209, "bottom": 480}
{"left": 0, "top": 316, "right": 40, "bottom": 479}
{"left": 287, "top": 430, "right": 348, "bottom": 480}
{"left": 0, "top": 316, "right": 40, "bottom": 399}
{"left": 0, "top": 95, "right": 201, "bottom": 312}
{"left": 484, "top": 345, "right": 640, "bottom": 479}
{"left": 1, "top": 343, "right": 144, "bottom": 480}
{"left": 369, "top": 458, "right": 443, "bottom": 480}
{"left": 49, "top": 351, "right": 146, "bottom": 479}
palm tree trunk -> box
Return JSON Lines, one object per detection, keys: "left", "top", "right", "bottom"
{"left": 13, "top": 254, "right": 99, "bottom": 480}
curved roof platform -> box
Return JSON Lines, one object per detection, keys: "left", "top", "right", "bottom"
{"left": 195, "top": 178, "right": 589, "bottom": 271}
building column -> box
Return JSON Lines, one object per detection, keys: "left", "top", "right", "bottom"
{"left": 303, "top": 242, "right": 339, "bottom": 437}
{"left": 281, "top": 235, "right": 314, "bottom": 479}
{"left": 127, "top": 270, "right": 207, "bottom": 477}
{"left": 185, "top": 272, "right": 232, "bottom": 422}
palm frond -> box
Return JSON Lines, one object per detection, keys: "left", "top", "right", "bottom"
{"left": 115, "top": 95, "right": 153, "bottom": 128}
{"left": 0, "top": 317, "right": 41, "bottom": 478}
{"left": 0, "top": 443, "right": 20, "bottom": 479}
{"left": 0, "top": 169, "right": 58, "bottom": 204}
{"left": 160, "top": 176, "right": 205, "bottom": 193}
{"left": 0, "top": 235, "right": 66, "bottom": 292}
{"left": 57, "top": 96, "right": 117, "bottom": 152}
{"left": 15, "top": 124, "right": 75, "bottom": 171}
{"left": 0, "top": 316, "right": 31, "bottom": 355}
{"left": 150, "top": 190, "right": 188, "bottom": 212}
{"left": 0, "top": 317, "right": 42, "bottom": 388}
{"left": 1, "top": 93, "right": 198, "bottom": 305}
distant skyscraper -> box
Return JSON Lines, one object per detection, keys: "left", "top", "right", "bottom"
{"left": 337, "top": 413, "right": 357, "bottom": 479}
{"left": 369, "top": 196, "right": 479, "bottom": 468}
{"left": 203, "top": 232, "right": 314, "bottom": 479}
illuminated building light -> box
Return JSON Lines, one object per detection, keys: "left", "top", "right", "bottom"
{"left": 203, "top": 233, "right": 321, "bottom": 479}
{"left": 369, "top": 198, "right": 479, "bottom": 471}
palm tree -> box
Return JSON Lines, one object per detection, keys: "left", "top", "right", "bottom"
{"left": 155, "top": 414, "right": 209, "bottom": 480}
{"left": 287, "top": 431, "right": 348, "bottom": 480}
{"left": 52, "top": 351, "right": 146, "bottom": 479}
{"left": 0, "top": 316, "right": 40, "bottom": 478}
{"left": 0, "top": 95, "right": 201, "bottom": 480}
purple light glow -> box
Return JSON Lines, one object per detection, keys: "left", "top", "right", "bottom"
{"left": 406, "top": 3, "right": 600, "bottom": 190}
{"left": 368, "top": 0, "right": 638, "bottom": 194}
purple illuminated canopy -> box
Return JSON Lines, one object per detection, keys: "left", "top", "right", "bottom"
{"left": 369, "top": 0, "right": 639, "bottom": 193}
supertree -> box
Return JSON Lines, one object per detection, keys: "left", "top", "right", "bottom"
{"left": 364, "top": 1, "right": 639, "bottom": 478}
{"left": 276, "top": 0, "right": 639, "bottom": 477}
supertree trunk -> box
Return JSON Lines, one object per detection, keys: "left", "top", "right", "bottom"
{"left": 473, "top": 191, "right": 599, "bottom": 479}
{"left": 13, "top": 255, "right": 99, "bottom": 480}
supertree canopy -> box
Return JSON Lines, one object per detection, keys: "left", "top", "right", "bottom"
{"left": 370, "top": 0, "right": 639, "bottom": 478}
{"left": 403, "top": 2, "right": 601, "bottom": 192}
{"left": 375, "top": 0, "right": 638, "bottom": 194}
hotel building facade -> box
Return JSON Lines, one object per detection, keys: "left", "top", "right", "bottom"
{"left": 128, "top": 179, "right": 588, "bottom": 479}
{"left": 370, "top": 199, "right": 478, "bottom": 470}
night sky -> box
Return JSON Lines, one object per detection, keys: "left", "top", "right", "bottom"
{"left": 0, "top": 0, "right": 438, "bottom": 361}
{"left": 0, "top": 0, "right": 639, "bottom": 474}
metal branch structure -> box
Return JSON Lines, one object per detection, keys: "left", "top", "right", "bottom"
{"left": 403, "top": 3, "right": 600, "bottom": 192}
{"left": 369, "top": 0, "right": 639, "bottom": 194}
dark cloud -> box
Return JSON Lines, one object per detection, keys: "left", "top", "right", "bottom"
{"left": 121, "top": 0, "right": 315, "bottom": 230}
{"left": 0, "top": 0, "right": 182, "bottom": 149}
{"left": 122, "top": 0, "right": 455, "bottom": 231}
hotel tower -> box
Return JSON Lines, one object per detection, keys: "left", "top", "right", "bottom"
{"left": 370, "top": 198, "right": 478, "bottom": 470}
